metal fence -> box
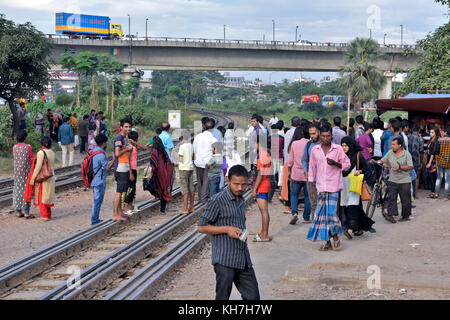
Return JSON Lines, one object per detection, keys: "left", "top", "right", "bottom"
{"left": 45, "top": 34, "right": 416, "bottom": 49}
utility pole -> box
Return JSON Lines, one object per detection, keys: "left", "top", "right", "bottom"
{"left": 400, "top": 24, "right": 403, "bottom": 47}
{"left": 223, "top": 24, "right": 226, "bottom": 41}
{"left": 369, "top": 29, "right": 372, "bottom": 39}
{"left": 146, "top": 18, "right": 149, "bottom": 40}
{"left": 263, "top": 34, "right": 265, "bottom": 44}
{"left": 295, "top": 25, "right": 298, "bottom": 43}
{"left": 128, "top": 14, "right": 132, "bottom": 66}
{"left": 383, "top": 33, "right": 387, "bottom": 46}
{"left": 272, "top": 19, "right": 275, "bottom": 43}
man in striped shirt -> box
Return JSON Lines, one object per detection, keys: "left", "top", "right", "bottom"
{"left": 198, "top": 165, "right": 260, "bottom": 300}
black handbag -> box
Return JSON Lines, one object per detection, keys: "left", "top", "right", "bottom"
{"left": 143, "top": 159, "right": 157, "bottom": 196}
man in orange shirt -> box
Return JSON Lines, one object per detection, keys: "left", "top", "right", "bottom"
{"left": 252, "top": 134, "right": 272, "bottom": 242}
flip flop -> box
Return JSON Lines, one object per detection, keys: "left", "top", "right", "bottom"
{"left": 24, "top": 214, "right": 35, "bottom": 219}
{"left": 289, "top": 215, "right": 298, "bottom": 225}
{"left": 319, "top": 242, "right": 332, "bottom": 251}
{"left": 333, "top": 239, "right": 342, "bottom": 250}
{"left": 112, "top": 217, "right": 127, "bottom": 221}
{"left": 16, "top": 213, "right": 24, "bottom": 218}
{"left": 253, "top": 234, "right": 272, "bottom": 242}
{"left": 176, "top": 210, "right": 190, "bottom": 214}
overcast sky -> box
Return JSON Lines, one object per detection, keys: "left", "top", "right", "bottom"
{"left": 1, "top": 0, "right": 448, "bottom": 82}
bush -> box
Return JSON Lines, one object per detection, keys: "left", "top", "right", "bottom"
{"left": 55, "top": 94, "right": 75, "bottom": 107}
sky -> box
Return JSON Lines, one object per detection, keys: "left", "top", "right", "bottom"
{"left": 1, "top": 0, "right": 448, "bottom": 83}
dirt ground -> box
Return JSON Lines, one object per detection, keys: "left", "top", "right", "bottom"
{"left": 157, "top": 188, "right": 450, "bottom": 300}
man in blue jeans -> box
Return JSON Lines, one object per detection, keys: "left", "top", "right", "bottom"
{"left": 90, "top": 134, "right": 111, "bottom": 225}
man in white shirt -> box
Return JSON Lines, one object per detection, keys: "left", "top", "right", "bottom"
{"left": 269, "top": 113, "right": 279, "bottom": 126}
{"left": 283, "top": 116, "right": 301, "bottom": 163}
{"left": 193, "top": 119, "right": 218, "bottom": 203}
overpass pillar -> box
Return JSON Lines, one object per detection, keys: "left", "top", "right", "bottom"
{"left": 378, "top": 72, "right": 397, "bottom": 99}
{"left": 120, "top": 67, "right": 136, "bottom": 81}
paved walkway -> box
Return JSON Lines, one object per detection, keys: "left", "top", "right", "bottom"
{"left": 158, "top": 188, "right": 450, "bottom": 300}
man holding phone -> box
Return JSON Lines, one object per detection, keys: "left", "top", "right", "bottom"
{"left": 198, "top": 165, "right": 260, "bottom": 300}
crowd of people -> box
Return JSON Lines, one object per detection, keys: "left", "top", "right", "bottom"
{"left": 9, "top": 107, "right": 450, "bottom": 300}
{"left": 197, "top": 112, "right": 449, "bottom": 300}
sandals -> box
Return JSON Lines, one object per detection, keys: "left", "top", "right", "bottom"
{"left": 37, "top": 217, "right": 50, "bottom": 222}
{"left": 333, "top": 239, "right": 342, "bottom": 250}
{"left": 319, "top": 241, "right": 333, "bottom": 251}
{"left": 353, "top": 230, "right": 364, "bottom": 236}
{"left": 112, "top": 217, "right": 127, "bottom": 221}
{"left": 344, "top": 230, "right": 353, "bottom": 240}
{"left": 253, "top": 234, "right": 272, "bottom": 242}
{"left": 427, "top": 193, "right": 438, "bottom": 199}
{"left": 24, "top": 214, "right": 35, "bottom": 219}
{"left": 16, "top": 212, "right": 24, "bottom": 218}
{"left": 289, "top": 215, "right": 298, "bottom": 225}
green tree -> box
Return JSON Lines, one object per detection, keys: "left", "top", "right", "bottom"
{"left": 167, "top": 85, "right": 183, "bottom": 108}
{"left": 396, "top": 21, "right": 449, "bottom": 95}
{"left": 339, "top": 37, "right": 386, "bottom": 109}
{"left": 0, "top": 14, "right": 53, "bottom": 136}
{"left": 59, "top": 51, "right": 82, "bottom": 109}
{"left": 190, "top": 77, "right": 207, "bottom": 103}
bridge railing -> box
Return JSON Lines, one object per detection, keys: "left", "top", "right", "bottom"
{"left": 45, "top": 34, "right": 416, "bottom": 49}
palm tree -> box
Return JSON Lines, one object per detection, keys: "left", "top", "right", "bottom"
{"left": 339, "top": 37, "right": 386, "bottom": 133}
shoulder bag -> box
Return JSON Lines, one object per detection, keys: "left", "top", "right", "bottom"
{"left": 35, "top": 150, "right": 53, "bottom": 183}
{"left": 357, "top": 152, "right": 372, "bottom": 201}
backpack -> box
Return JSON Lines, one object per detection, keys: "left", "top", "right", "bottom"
{"left": 81, "top": 149, "right": 106, "bottom": 188}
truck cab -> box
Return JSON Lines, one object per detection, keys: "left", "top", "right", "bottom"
{"left": 109, "top": 23, "right": 123, "bottom": 39}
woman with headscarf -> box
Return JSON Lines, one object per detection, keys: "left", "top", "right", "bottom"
{"left": 148, "top": 136, "right": 174, "bottom": 213}
{"left": 340, "top": 136, "right": 375, "bottom": 238}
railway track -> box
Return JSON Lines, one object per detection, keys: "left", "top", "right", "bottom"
{"left": 0, "top": 110, "right": 245, "bottom": 300}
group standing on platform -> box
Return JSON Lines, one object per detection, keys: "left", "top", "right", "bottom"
{"left": 8, "top": 105, "right": 450, "bottom": 301}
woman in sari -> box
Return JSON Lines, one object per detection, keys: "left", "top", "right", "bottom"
{"left": 340, "top": 136, "right": 375, "bottom": 238}
{"left": 13, "top": 130, "right": 33, "bottom": 218}
{"left": 24, "top": 136, "right": 56, "bottom": 221}
{"left": 149, "top": 136, "right": 174, "bottom": 213}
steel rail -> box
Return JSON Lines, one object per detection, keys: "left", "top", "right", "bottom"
{"left": 105, "top": 189, "right": 253, "bottom": 300}
{"left": 43, "top": 201, "right": 206, "bottom": 300}
{"left": 0, "top": 110, "right": 239, "bottom": 297}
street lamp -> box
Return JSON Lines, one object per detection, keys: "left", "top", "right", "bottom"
{"left": 128, "top": 14, "right": 131, "bottom": 66}
{"left": 383, "top": 33, "right": 387, "bottom": 46}
{"left": 272, "top": 19, "right": 275, "bottom": 43}
{"left": 295, "top": 25, "right": 299, "bottom": 43}
{"left": 400, "top": 24, "right": 403, "bottom": 47}
{"left": 369, "top": 29, "right": 372, "bottom": 39}
{"left": 223, "top": 24, "right": 226, "bottom": 41}
{"left": 146, "top": 18, "right": 149, "bottom": 40}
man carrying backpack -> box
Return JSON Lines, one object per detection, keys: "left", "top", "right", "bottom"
{"left": 89, "top": 134, "right": 112, "bottom": 225}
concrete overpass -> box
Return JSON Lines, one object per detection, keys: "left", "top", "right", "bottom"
{"left": 49, "top": 36, "right": 418, "bottom": 72}
{"left": 48, "top": 36, "right": 419, "bottom": 98}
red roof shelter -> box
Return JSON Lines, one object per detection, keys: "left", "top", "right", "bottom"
{"left": 375, "top": 94, "right": 450, "bottom": 128}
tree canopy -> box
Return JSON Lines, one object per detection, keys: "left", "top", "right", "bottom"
{"left": 0, "top": 14, "right": 53, "bottom": 136}
{"left": 396, "top": 21, "right": 449, "bottom": 95}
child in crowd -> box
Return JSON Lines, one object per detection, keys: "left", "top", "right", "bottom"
{"left": 177, "top": 130, "right": 195, "bottom": 214}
